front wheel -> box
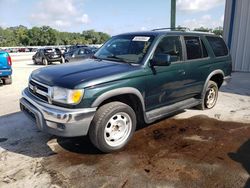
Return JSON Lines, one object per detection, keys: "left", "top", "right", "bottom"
{"left": 89, "top": 102, "right": 137, "bottom": 153}
{"left": 197, "top": 80, "right": 218, "bottom": 110}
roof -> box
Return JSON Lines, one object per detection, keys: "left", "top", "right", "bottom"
{"left": 117, "top": 30, "right": 215, "bottom": 37}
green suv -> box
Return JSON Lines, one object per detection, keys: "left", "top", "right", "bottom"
{"left": 20, "top": 29, "right": 232, "bottom": 153}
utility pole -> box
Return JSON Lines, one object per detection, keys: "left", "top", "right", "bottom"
{"left": 171, "top": 0, "right": 176, "bottom": 29}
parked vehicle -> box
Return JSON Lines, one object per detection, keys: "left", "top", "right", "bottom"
{"left": 32, "top": 48, "right": 64, "bottom": 65}
{"left": 65, "top": 44, "right": 88, "bottom": 54}
{"left": 64, "top": 47, "right": 96, "bottom": 63}
{"left": 0, "top": 51, "right": 12, "bottom": 85}
{"left": 20, "top": 28, "right": 232, "bottom": 153}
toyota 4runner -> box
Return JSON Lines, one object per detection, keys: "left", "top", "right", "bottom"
{"left": 20, "top": 28, "right": 232, "bottom": 153}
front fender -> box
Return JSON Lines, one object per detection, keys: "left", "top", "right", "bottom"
{"left": 91, "top": 87, "right": 146, "bottom": 112}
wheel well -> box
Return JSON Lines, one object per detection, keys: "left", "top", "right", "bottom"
{"left": 98, "top": 94, "right": 145, "bottom": 124}
{"left": 210, "top": 74, "right": 224, "bottom": 88}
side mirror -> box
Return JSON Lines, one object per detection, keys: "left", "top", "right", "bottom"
{"left": 150, "top": 54, "right": 171, "bottom": 66}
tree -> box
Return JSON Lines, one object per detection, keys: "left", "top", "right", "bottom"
{"left": 193, "top": 27, "right": 223, "bottom": 36}
{"left": 212, "top": 27, "right": 223, "bottom": 36}
{"left": 194, "top": 27, "right": 212, "bottom": 33}
{"left": 0, "top": 25, "right": 111, "bottom": 47}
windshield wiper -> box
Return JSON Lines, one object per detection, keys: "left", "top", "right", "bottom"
{"left": 106, "top": 55, "right": 133, "bottom": 65}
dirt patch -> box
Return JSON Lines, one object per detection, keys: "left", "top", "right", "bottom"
{"left": 35, "top": 115, "right": 250, "bottom": 187}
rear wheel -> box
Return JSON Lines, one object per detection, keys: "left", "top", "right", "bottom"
{"left": 197, "top": 81, "right": 218, "bottom": 110}
{"left": 42, "top": 58, "right": 48, "bottom": 66}
{"left": 60, "top": 57, "right": 65, "bottom": 64}
{"left": 89, "top": 102, "right": 136, "bottom": 153}
{"left": 3, "top": 76, "right": 12, "bottom": 85}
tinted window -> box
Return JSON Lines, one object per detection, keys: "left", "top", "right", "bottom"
{"left": 154, "top": 36, "right": 182, "bottom": 62}
{"left": 78, "top": 49, "right": 85, "bottom": 55}
{"left": 184, "top": 36, "right": 204, "bottom": 60}
{"left": 206, "top": 36, "right": 228, "bottom": 57}
{"left": 85, "top": 49, "right": 91, "bottom": 54}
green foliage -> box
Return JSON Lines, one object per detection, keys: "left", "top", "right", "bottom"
{"left": 0, "top": 25, "right": 111, "bottom": 47}
{"left": 193, "top": 27, "right": 223, "bottom": 36}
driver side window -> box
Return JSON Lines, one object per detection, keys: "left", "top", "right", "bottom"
{"left": 154, "top": 36, "right": 182, "bottom": 62}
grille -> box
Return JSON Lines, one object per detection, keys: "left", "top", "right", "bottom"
{"left": 28, "top": 79, "right": 49, "bottom": 102}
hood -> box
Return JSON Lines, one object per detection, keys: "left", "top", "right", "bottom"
{"left": 31, "top": 59, "right": 141, "bottom": 89}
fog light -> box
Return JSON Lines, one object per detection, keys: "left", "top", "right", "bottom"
{"left": 57, "top": 123, "right": 65, "bottom": 130}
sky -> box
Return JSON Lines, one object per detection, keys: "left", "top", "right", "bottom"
{"left": 0, "top": 0, "right": 226, "bottom": 35}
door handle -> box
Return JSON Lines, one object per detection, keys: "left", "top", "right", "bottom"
{"left": 178, "top": 69, "right": 186, "bottom": 75}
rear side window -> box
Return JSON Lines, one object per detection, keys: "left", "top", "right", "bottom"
{"left": 184, "top": 36, "right": 208, "bottom": 60}
{"left": 206, "top": 36, "right": 228, "bottom": 57}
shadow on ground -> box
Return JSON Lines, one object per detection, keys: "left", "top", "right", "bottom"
{"left": 1, "top": 111, "right": 250, "bottom": 187}
{"left": 229, "top": 139, "right": 250, "bottom": 188}
{"left": 0, "top": 112, "right": 55, "bottom": 157}
{"left": 220, "top": 72, "right": 250, "bottom": 96}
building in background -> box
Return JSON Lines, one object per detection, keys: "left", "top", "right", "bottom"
{"left": 223, "top": 0, "right": 250, "bottom": 72}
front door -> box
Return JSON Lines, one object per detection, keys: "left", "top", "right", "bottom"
{"left": 145, "top": 36, "right": 188, "bottom": 111}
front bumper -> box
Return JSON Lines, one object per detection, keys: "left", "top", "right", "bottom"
{"left": 20, "top": 88, "right": 96, "bottom": 137}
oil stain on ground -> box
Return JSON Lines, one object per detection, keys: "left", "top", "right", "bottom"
{"left": 40, "top": 115, "right": 250, "bottom": 188}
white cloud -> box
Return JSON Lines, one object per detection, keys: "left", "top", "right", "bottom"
{"left": 181, "top": 14, "right": 223, "bottom": 29}
{"left": 55, "top": 20, "right": 71, "bottom": 27}
{"left": 177, "top": 0, "right": 225, "bottom": 12}
{"left": 76, "top": 14, "right": 90, "bottom": 24}
{"left": 29, "top": 0, "right": 90, "bottom": 30}
{"left": 140, "top": 27, "right": 147, "bottom": 31}
{"left": 0, "top": 22, "right": 7, "bottom": 28}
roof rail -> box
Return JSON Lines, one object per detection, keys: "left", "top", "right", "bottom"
{"left": 151, "top": 27, "right": 190, "bottom": 32}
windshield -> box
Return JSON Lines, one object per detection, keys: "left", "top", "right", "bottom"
{"left": 95, "top": 35, "right": 155, "bottom": 64}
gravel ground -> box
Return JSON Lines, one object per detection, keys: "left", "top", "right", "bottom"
{"left": 0, "top": 60, "right": 250, "bottom": 187}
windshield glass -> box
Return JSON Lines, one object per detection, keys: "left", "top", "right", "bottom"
{"left": 95, "top": 35, "right": 155, "bottom": 64}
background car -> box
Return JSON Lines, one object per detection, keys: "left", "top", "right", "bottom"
{"left": 64, "top": 44, "right": 88, "bottom": 54}
{"left": 32, "top": 48, "right": 64, "bottom": 65}
{"left": 64, "top": 47, "right": 96, "bottom": 62}
{"left": 0, "top": 50, "right": 12, "bottom": 85}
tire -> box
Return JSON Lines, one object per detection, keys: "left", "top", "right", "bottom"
{"left": 3, "top": 76, "right": 12, "bottom": 85}
{"left": 33, "top": 60, "right": 37, "bottom": 65}
{"left": 197, "top": 81, "right": 218, "bottom": 110}
{"left": 60, "top": 57, "right": 65, "bottom": 64}
{"left": 42, "top": 58, "right": 48, "bottom": 66}
{"left": 89, "top": 102, "right": 137, "bottom": 153}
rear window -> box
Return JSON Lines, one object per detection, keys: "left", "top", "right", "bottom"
{"left": 184, "top": 36, "right": 208, "bottom": 60}
{"left": 206, "top": 36, "right": 228, "bottom": 57}
{"left": 44, "top": 48, "right": 61, "bottom": 54}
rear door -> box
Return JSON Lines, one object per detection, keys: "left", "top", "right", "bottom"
{"left": 182, "top": 35, "right": 211, "bottom": 97}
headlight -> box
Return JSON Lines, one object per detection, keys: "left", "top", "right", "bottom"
{"left": 52, "top": 87, "right": 84, "bottom": 105}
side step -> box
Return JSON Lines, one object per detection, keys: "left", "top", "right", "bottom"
{"left": 145, "top": 98, "right": 201, "bottom": 123}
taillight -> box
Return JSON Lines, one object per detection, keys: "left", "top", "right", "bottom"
{"left": 7, "top": 55, "right": 12, "bottom": 66}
